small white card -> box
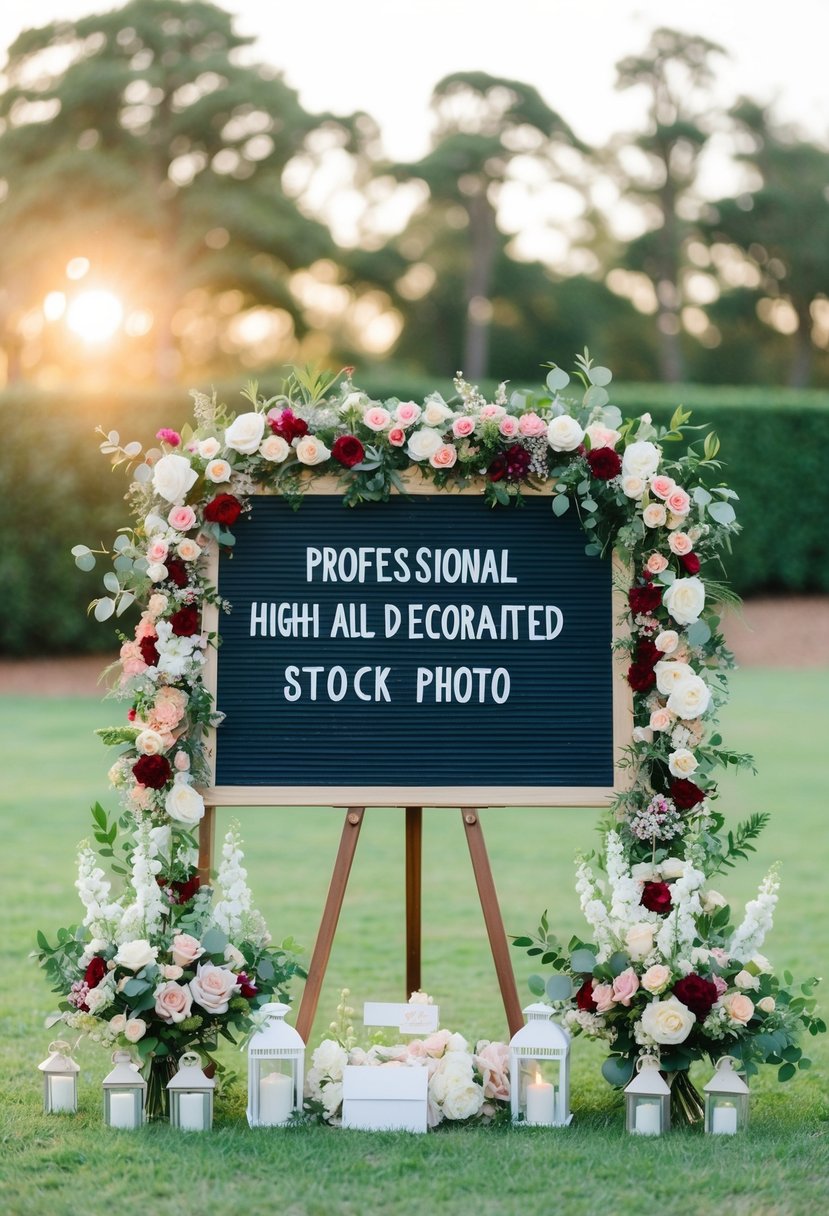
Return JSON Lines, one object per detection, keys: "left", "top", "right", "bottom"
{"left": 363, "top": 1002, "right": 440, "bottom": 1035}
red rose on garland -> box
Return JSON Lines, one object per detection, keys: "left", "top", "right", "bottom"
{"left": 670, "top": 778, "right": 706, "bottom": 809}
{"left": 133, "top": 754, "right": 172, "bottom": 789}
{"left": 237, "top": 972, "right": 258, "bottom": 999}
{"left": 576, "top": 977, "right": 598, "bottom": 1012}
{"left": 627, "top": 662, "right": 656, "bottom": 692}
{"left": 269, "top": 408, "right": 308, "bottom": 444}
{"left": 680, "top": 552, "right": 701, "bottom": 575}
{"left": 170, "top": 604, "right": 200, "bottom": 637}
{"left": 84, "top": 955, "right": 107, "bottom": 989}
{"left": 166, "top": 558, "right": 188, "bottom": 589}
{"left": 331, "top": 435, "right": 365, "bottom": 468}
{"left": 157, "top": 874, "right": 201, "bottom": 905}
{"left": 139, "top": 635, "right": 159, "bottom": 666}
{"left": 636, "top": 639, "right": 661, "bottom": 669}
{"left": 204, "top": 493, "right": 242, "bottom": 526}
{"left": 487, "top": 453, "right": 507, "bottom": 482}
{"left": 629, "top": 583, "right": 662, "bottom": 614}
{"left": 586, "top": 447, "right": 622, "bottom": 480}
{"left": 672, "top": 974, "right": 719, "bottom": 1021}
{"left": 640, "top": 881, "right": 673, "bottom": 915}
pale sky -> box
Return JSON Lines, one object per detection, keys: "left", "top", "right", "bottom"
{"left": 2, "top": 0, "right": 828, "bottom": 158}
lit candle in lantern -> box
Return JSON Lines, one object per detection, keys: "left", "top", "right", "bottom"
{"left": 525, "top": 1070, "right": 556, "bottom": 1125}
{"left": 711, "top": 1102, "right": 738, "bottom": 1134}
{"left": 258, "top": 1071, "right": 293, "bottom": 1125}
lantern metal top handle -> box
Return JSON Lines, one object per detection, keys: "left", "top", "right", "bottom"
{"left": 178, "top": 1051, "right": 202, "bottom": 1070}
{"left": 714, "top": 1055, "right": 740, "bottom": 1073}
{"left": 635, "top": 1051, "right": 661, "bottom": 1072}
{"left": 111, "top": 1050, "right": 134, "bottom": 1065}
{"left": 48, "top": 1040, "right": 73, "bottom": 1056}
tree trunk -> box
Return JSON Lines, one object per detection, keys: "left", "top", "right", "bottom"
{"left": 788, "top": 304, "right": 813, "bottom": 387}
{"left": 462, "top": 190, "right": 498, "bottom": 381}
{"left": 656, "top": 179, "right": 685, "bottom": 384}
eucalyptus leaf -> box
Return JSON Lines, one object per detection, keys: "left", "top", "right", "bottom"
{"left": 570, "top": 947, "right": 598, "bottom": 973}
{"left": 609, "top": 951, "right": 631, "bottom": 977}
{"left": 113, "top": 534, "right": 131, "bottom": 552}
{"left": 693, "top": 486, "right": 712, "bottom": 506}
{"left": 546, "top": 367, "right": 570, "bottom": 391}
{"left": 201, "top": 928, "right": 228, "bottom": 954}
{"left": 546, "top": 975, "right": 573, "bottom": 1002}
{"left": 103, "top": 571, "right": 120, "bottom": 594}
{"left": 75, "top": 552, "right": 96, "bottom": 572}
{"left": 528, "top": 973, "right": 546, "bottom": 997}
{"left": 123, "top": 441, "right": 142, "bottom": 458}
{"left": 71, "top": 544, "right": 91, "bottom": 557}
{"left": 134, "top": 463, "right": 153, "bottom": 484}
{"left": 510, "top": 392, "right": 527, "bottom": 411}
{"left": 107, "top": 430, "right": 120, "bottom": 445}
{"left": 114, "top": 554, "right": 133, "bottom": 573}
{"left": 116, "top": 592, "right": 136, "bottom": 617}
{"left": 686, "top": 619, "right": 711, "bottom": 647}
{"left": 93, "top": 597, "right": 115, "bottom": 622}
{"left": 708, "top": 501, "right": 736, "bottom": 526}
{"left": 122, "top": 978, "right": 150, "bottom": 997}
{"left": 584, "top": 385, "right": 610, "bottom": 409}
{"left": 601, "top": 1056, "right": 635, "bottom": 1088}
{"left": 587, "top": 366, "right": 612, "bottom": 387}
{"left": 552, "top": 494, "right": 570, "bottom": 517}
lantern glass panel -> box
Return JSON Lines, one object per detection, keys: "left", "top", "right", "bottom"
{"left": 705, "top": 1092, "right": 748, "bottom": 1135}
{"left": 252, "top": 1058, "right": 296, "bottom": 1126}
{"left": 170, "top": 1089, "right": 212, "bottom": 1132}
{"left": 44, "top": 1072, "right": 77, "bottom": 1114}
{"left": 104, "top": 1086, "right": 144, "bottom": 1130}
{"left": 626, "top": 1093, "right": 669, "bottom": 1135}
{"left": 517, "top": 1058, "right": 561, "bottom": 1126}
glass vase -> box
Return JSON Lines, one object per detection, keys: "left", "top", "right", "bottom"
{"left": 142, "top": 1055, "right": 178, "bottom": 1122}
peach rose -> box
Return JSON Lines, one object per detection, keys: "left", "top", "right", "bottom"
{"left": 611, "top": 967, "right": 640, "bottom": 1007}
{"left": 452, "top": 416, "right": 476, "bottom": 439}
{"left": 120, "top": 641, "right": 147, "bottom": 678}
{"left": 259, "top": 435, "right": 290, "bottom": 462}
{"left": 189, "top": 962, "right": 239, "bottom": 1015}
{"left": 643, "top": 503, "right": 667, "bottom": 528}
{"left": 650, "top": 706, "right": 675, "bottom": 732}
{"left": 205, "top": 458, "right": 232, "bottom": 483}
{"left": 642, "top": 964, "right": 672, "bottom": 994}
{"left": 294, "top": 435, "right": 330, "bottom": 465}
{"left": 197, "top": 437, "right": 221, "bottom": 459}
{"left": 474, "top": 1041, "right": 510, "bottom": 1101}
{"left": 176, "top": 538, "right": 202, "bottom": 562}
{"left": 154, "top": 980, "right": 193, "bottom": 1023}
{"left": 666, "top": 488, "right": 691, "bottom": 516}
{"left": 170, "top": 933, "right": 204, "bottom": 969}
{"left": 668, "top": 531, "right": 693, "bottom": 556}
{"left": 723, "top": 992, "right": 754, "bottom": 1024}
{"left": 147, "top": 593, "right": 168, "bottom": 618}
{"left": 124, "top": 1018, "right": 147, "bottom": 1043}
{"left": 650, "top": 474, "right": 675, "bottom": 500}
{"left": 646, "top": 553, "right": 668, "bottom": 574}
{"left": 388, "top": 427, "right": 406, "bottom": 447}
{"left": 592, "top": 983, "right": 616, "bottom": 1013}
{"left": 429, "top": 443, "right": 457, "bottom": 470}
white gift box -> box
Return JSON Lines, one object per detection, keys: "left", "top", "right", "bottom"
{"left": 342, "top": 1065, "right": 428, "bottom": 1133}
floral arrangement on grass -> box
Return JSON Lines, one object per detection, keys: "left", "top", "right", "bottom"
{"left": 304, "top": 991, "right": 510, "bottom": 1128}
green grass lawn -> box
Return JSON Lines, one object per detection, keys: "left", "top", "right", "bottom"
{"left": 1, "top": 669, "right": 827, "bottom": 1215}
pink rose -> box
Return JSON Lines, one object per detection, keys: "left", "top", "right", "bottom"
{"left": 650, "top": 706, "right": 675, "bottom": 732}
{"left": 147, "top": 539, "right": 169, "bottom": 564}
{"left": 646, "top": 553, "right": 668, "bottom": 574}
{"left": 593, "top": 983, "right": 616, "bottom": 1013}
{"left": 452, "top": 416, "right": 476, "bottom": 439}
{"left": 413, "top": 1029, "right": 452, "bottom": 1058}
{"left": 119, "top": 641, "right": 147, "bottom": 679}
{"left": 173, "top": 751, "right": 190, "bottom": 772}
{"left": 498, "top": 415, "right": 520, "bottom": 438}
{"left": 363, "top": 406, "right": 391, "bottom": 431}
{"left": 650, "top": 475, "right": 676, "bottom": 500}
{"left": 519, "top": 412, "right": 549, "bottom": 438}
{"left": 475, "top": 1041, "right": 510, "bottom": 1101}
{"left": 713, "top": 976, "right": 728, "bottom": 997}
{"left": 611, "top": 967, "right": 640, "bottom": 1007}
{"left": 154, "top": 980, "right": 193, "bottom": 1023}
{"left": 668, "top": 531, "right": 693, "bottom": 555}
{"left": 723, "top": 992, "right": 754, "bottom": 1024}
{"left": 710, "top": 947, "right": 730, "bottom": 966}
{"left": 135, "top": 615, "right": 156, "bottom": 641}
{"left": 479, "top": 404, "right": 506, "bottom": 420}
{"left": 170, "top": 933, "right": 204, "bottom": 969}
{"left": 168, "top": 505, "right": 197, "bottom": 531}
{"left": 388, "top": 427, "right": 406, "bottom": 447}
{"left": 395, "top": 401, "right": 421, "bottom": 427}
{"left": 429, "top": 443, "right": 457, "bottom": 470}
{"left": 666, "top": 488, "right": 691, "bottom": 516}
{"left": 189, "top": 962, "right": 239, "bottom": 1014}
{"left": 585, "top": 422, "right": 621, "bottom": 449}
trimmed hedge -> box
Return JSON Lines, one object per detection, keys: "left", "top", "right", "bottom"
{"left": 2, "top": 381, "right": 828, "bottom": 656}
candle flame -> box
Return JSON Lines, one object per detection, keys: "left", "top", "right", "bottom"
{"left": 534, "top": 1068, "right": 542, "bottom": 1086}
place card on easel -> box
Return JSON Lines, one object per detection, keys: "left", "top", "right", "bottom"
{"left": 363, "top": 1002, "right": 440, "bottom": 1035}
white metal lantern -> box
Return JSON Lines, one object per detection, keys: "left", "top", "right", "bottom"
{"left": 246, "top": 1002, "right": 305, "bottom": 1127}
{"left": 625, "top": 1054, "right": 671, "bottom": 1135}
{"left": 39, "top": 1040, "right": 80, "bottom": 1114}
{"left": 167, "top": 1052, "right": 215, "bottom": 1131}
{"left": 509, "top": 1002, "right": 571, "bottom": 1126}
{"left": 102, "top": 1050, "right": 147, "bottom": 1129}
{"left": 704, "top": 1056, "right": 749, "bottom": 1135}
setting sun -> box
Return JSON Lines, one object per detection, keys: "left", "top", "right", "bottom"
{"left": 66, "top": 289, "right": 124, "bottom": 343}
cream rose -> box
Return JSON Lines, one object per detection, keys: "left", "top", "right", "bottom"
{"left": 642, "top": 503, "right": 667, "bottom": 528}
{"left": 422, "top": 400, "right": 454, "bottom": 427}
{"left": 224, "top": 411, "right": 266, "bottom": 454}
{"left": 655, "top": 660, "right": 694, "bottom": 695}
{"left": 224, "top": 943, "right": 246, "bottom": 968}
{"left": 205, "top": 458, "right": 232, "bottom": 483}
{"left": 547, "top": 415, "right": 584, "bottom": 452}
{"left": 407, "top": 427, "right": 444, "bottom": 461}
{"left": 663, "top": 576, "right": 706, "bottom": 625}
{"left": 642, "top": 965, "right": 672, "bottom": 994}
{"left": 109, "top": 1014, "right": 127, "bottom": 1034}
{"left": 189, "top": 962, "right": 238, "bottom": 1015}
{"left": 147, "top": 593, "right": 169, "bottom": 618}
{"left": 295, "top": 435, "right": 331, "bottom": 465}
{"left": 655, "top": 629, "right": 679, "bottom": 654}
{"left": 632, "top": 725, "right": 653, "bottom": 743}
{"left": 631, "top": 862, "right": 658, "bottom": 881}
{"left": 171, "top": 933, "right": 204, "bottom": 969}
{"left": 154, "top": 980, "right": 194, "bottom": 1023}
{"left": 176, "top": 538, "right": 202, "bottom": 562}
{"left": 259, "top": 435, "right": 290, "bottom": 462}
{"left": 124, "top": 1018, "right": 147, "bottom": 1043}
{"left": 197, "top": 437, "right": 221, "bottom": 459}
{"left": 649, "top": 706, "right": 675, "bottom": 732}
{"left": 625, "top": 922, "right": 655, "bottom": 961}
{"left": 734, "top": 969, "right": 760, "bottom": 991}
{"left": 701, "top": 889, "right": 727, "bottom": 914}
{"left": 135, "top": 728, "right": 166, "bottom": 757}
{"left": 147, "top": 562, "right": 168, "bottom": 583}
{"left": 641, "top": 996, "right": 695, "bottom": 1045}
{"left": 723, "top": 992, "right": 754, "bottom": 1024}
{"left": 114, "top": 939, "right": 158, "bottom": 972}
{"left": 660, "top": 856, "right": 687, "bottom": 880}
{"left": 163, "top": 964, "right": 184, "bottom": 980}
{"left": 622, "top": 475, "right": 645, "bottom": 499}
{"left": 667, "top": 674, "right": 711, "bottom": 719}
{"left": 164, "top": 782, "right": 205, "bottom": 826}
{"left": 622, "top": 440, "right": 660, "bottom": 481}
{"left": 152, "top": 454, "right": 198, "bottom": 504}
{"left": 757, "top": 996, "right": 776, "bottom": 1014}
{"left": 668, "top": 748, "right": 698, "bottom": 778}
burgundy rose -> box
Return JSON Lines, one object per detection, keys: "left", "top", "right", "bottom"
{"left": 576, "top": 977, "right": 597, "bottom": 1012}
{"left": 331, "top": 434, "right": 365, "bottom": 468}
{"left": 204, "top": 493, "right": 242, "bottom": 526}
{"left": 487, "top": 453, "right": 507, "bottom": 483}
{"left": 237, "top": 971, "right": 258, "bottom": 999}
{"left": 641, "top": 881, "right": 673, "bottom": 915}
{"left": 670, "top": 778, "right": 706, "bottom": 809}
{"left": 157, "top": 874, "right": 201, "bottom": 905}
{"left": 166, "top": 559, "right": 188, "bottom": 589}
{"left": 627, "top": 662, "right": 657, "bottom": 692}
{"left": 139, "top": 635, "right": 159, "bottom": 667}
{"left": 170, "top": 604, "right": 200, "bottom": 637}
{"left": 133, "top": 754, "right": 172, "bottom": 790}
{"left": 680, "top": 552, "right": 701, "bottom": 575}
{"left": 672, "top": 973, "right": 719, "bottom": 1022}
{"left": 504, "top": 444, "right": 531, "bottom": 481}
{"left": 84, "top": 955, "right": 107, "bottom": 990}
{"left": 269, "top": 409, "right": 308, "bottom": 444}
{"left": 586, "top": 447, "right": 622, "bottom": 480}
{"left": 636, "top": 639, "right": 661, "bottom": 669}
{"left": 629, "top": 583, "right": 662, "bottom": 614}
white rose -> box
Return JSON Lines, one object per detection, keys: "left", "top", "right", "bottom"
{"left": 547, "top": 415, "right": 584, "bottom": 452}
{"left": 188, "top": 962, "right": 239, "bottom": 1015}
{"left": 758, "top": 996, "right": 776, "bottom": 1014}
{"left": 124, "top": 1018, "right": 147, "bottom": 1043}
{"left": 109, "top": 1014, "right": 127, "bottom": 1034}
{"left": 224, "top": 943, "right": 246, "bottom": 968}
{"left": 407, "top": 427, "right": 444, "bottom": 461}
{"left": 224, "top": 411, "right": 266, "bottom": 454}
{"left": 441, "top": 1073, "right": 484, "bottom": 1121}
{"left": 295, "top": 435, "right": 331, "bottom": 465}
{"left": 660, "top": 856, "right": 686, "bottom": 880}
{"left": 655, "top": 660, "right": 694, "bottom": 696}
{"left": 259, "top": 435, "right": 291, "bottom": 462}
{"left": 734, "top": 969, "right": 760, "bottom": 991}
{"left": 667, "top": 674, "right": 711, "bottom": 720}
{"left": 655, "top": 629, "right": 679, "bottom": 654}
{"left": 135, "top": 728, "right": 166, "bottom": 757}
{"left": 631, "top": 863, "right": 658, "bottom": 881}
{"left": 311, "top": 1039, "right": 347, "bottom": 1080}
{"left": 114, "top": 939, "right": 158, "bottom": 972}
{"left": 668, "top": 748, "right": 698, "bottom": 778}
{"left": 422, "top": 400, "right": 454, "bottom": 427}
{"left": 663, "top": 576, "right": 706, "bottom": 625}
{"left": 622, "top": 440, "right": 660, "bottom": 481}
{"left": 701, "top": 889, "right": 727, "bottom": 914}
{"left": 640, "top": 996, "right": 695, "bottom": 1045}
{"left": 197, "top": 437, "right": 221, "bottom": 459}
{"left": 144, "top": 512, "right": 167, "bottom": 534}
{"left": 85, "top": 983, "right": 113, "bottom": 1014}
{"left": 625, "top": 922, "right": 655, "bottom": 961}
{"left": 750, "top": 953, "right": 772, "bottom": 973}
{"left": 205, "top": 458, "right": 232, "bottom": 483}
{"left": 146, "top": 562, "right": 168, "bottom": 584}
{"left": 165, "top": 783, "right": 205, "bottom": 826}
{"left": 622, "top": 475, "right": 645, "bottom": 499}
{"left": 632, "top": 726, "right": 653, "bottom": 744}
{"left": 152, "top": 454, "right": 198, "bottom": 504}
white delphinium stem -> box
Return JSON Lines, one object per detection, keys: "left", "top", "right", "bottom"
{"left": 117, "top": 818, "right": 166, "bottom": 943}
{"left": 729, "top": 867, "right": 780, "bottom": 962}
{"left": 575, "top": 854, "right": 613, "bottom": 961}
{"left": 654, "top": 861, "right": 706, "bottom": 971}
{"left": 212, "top": 820, "right": 268, "bottom": 946}
{"left": 605, "top": 831, "right": 644, "bottom": 929}
{"left": 75, "top": 842, "right": 122, "bottom": 942}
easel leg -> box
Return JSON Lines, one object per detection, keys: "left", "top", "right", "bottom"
{"left": 461, "top": 809, "right": 524, "bottom": 1037}
{"left": 296, "top": 808, "right": 365, "bottom": 1044}
{"left": 198, "top": 805, "right": 215, "bottom": 886}
{"left": 405, "top": 806, "right": 423, "bottom": 998}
